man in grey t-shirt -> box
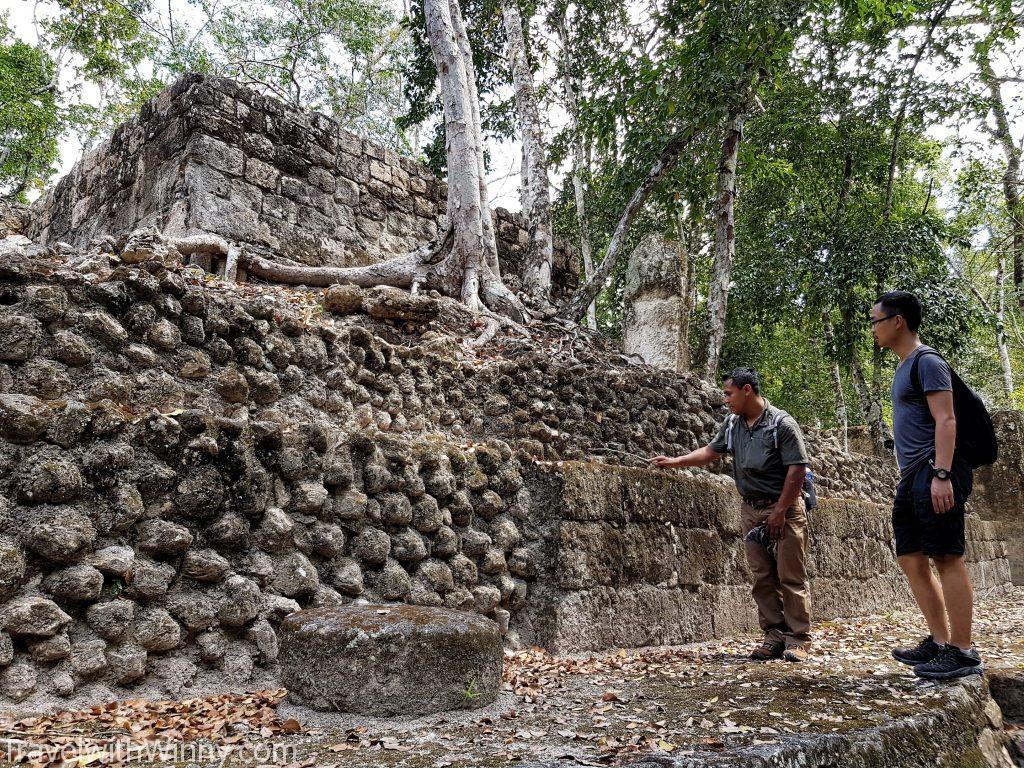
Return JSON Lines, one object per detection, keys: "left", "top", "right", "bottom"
{"left": 651, "top": 367, "right": 812, "bottom": 662}
{"left": 872, "top": 290, "right": 982, "bottom": 680}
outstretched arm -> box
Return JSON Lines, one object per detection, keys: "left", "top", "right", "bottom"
{"left": 650, "top": 445, "right": 723, "bottom": 469}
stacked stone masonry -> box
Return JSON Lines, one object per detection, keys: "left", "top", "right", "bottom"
{"left": 519, "top": 463, "right": 1011, "bottom": 652}
{"left": 975, "top": 411, "right": 1024, "bottom": 586}
{"left": 26, "top": 75, "right": 579, "bottom": 302}
{"left": 0, "top": 246, "right": 1014, "bottom": 705}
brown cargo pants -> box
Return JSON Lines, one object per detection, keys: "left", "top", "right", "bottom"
{"left": 741, "top": 498, "right": 811, "bottom": 646}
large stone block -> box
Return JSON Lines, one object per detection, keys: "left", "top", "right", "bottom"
{"left": 621, "top": 233, "right": 689, "bottom": 371}
{"left": 280, "top": 604, "right": 501, "bottom": 715}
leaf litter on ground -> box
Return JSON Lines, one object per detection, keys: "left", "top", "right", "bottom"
{"left": 2, "top": 591, "right": 1021, "bottom": 767}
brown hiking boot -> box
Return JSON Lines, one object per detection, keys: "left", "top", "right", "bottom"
{"left": 783, "top": 643, "right": 809, "bottom": 663}
{"left": 750, "top": 637, "right": 784, "bottom": 661}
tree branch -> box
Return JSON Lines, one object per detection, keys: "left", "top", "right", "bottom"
{"left": 557, "top": 127, "right": 698, "bottom": 321}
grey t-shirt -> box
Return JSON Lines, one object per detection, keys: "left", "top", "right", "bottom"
{"left": 709, "top": 401, "right": 810, "bottom": 500}
{"left": 891, "top": 345, "right": 952, "bottom": 472}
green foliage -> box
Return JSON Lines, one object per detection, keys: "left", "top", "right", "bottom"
{"left": 1, "top": 0, "right": 407, "bottom": 194}
{"left": 0, "top": 18, "right": 60, "bottom": 199}
{"left": 196, "top": 0, "right": 402, "bottom": 143}
{"left": 1, "top": 0, "right": 156, "bottom": 194}
{"left": 40, "top": 0, "right": 154, "bottom": 80}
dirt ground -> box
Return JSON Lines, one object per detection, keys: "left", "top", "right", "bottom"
{"left": 2, "top": 588, "right": 1022, "bottom": 768}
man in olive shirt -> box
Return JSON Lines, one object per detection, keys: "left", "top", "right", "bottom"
{"left": 651, "top": 367, "right": 812, "bottom": 662}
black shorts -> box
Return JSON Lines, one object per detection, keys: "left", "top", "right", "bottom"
{"left": 892, "top": 460, "right": 973, "bottom": 557}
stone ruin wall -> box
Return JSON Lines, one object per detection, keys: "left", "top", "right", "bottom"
{"left": 26, "top": 74, "right": 579, "bottom": 301}
{"left": 521, "top": 464, "right": 1010, "bottom": 651}
{"left": 975, "top": 411, "right": 1024, "bottom": 586}
{"left": 0, "top": 76, "right": 1017, "bottom": 709}
{"left": 0, "top": 249, "right": 1014, "bottom": 707}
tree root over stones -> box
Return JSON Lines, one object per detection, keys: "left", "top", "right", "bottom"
{"left": 239, "top": 225, "right": 531, "bottom": 342}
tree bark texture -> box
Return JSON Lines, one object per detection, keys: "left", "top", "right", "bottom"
{"left": 703, "top": 104, "right": 747, "bottom": 381}
{"left": 674, "top": 209, "right": 697, "bottom": 373}
{"left": 997, "top": 256, "right": 1015, "bottom": 395}
{"left": 557, "top": 12, "right": 596, "bottom": 328}
{"left": 502, "top": 0, "right": 554, "bottom": 303}
{"left": 822, "top": 314, "right": 849, "bottom": 453}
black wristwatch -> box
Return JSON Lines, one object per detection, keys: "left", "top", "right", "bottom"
{"left": 929, "top": 460, "right": 951, "bottom": 481}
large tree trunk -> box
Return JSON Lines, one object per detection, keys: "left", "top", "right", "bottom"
{"left": 502, "top": 0, "right": 554, "bottom": 304}
{"left": 977, "top": 40, "right": 1024, "bottom": 315}
{"left": 558, "top": 129, "right": 697, "bottom": 321}
{"left": 557, "top": 11, "right": 596, "bottom": 329}
{"left": 241, "top": 0, "right": 525, "bottom": 322}
{"left": 703, "top": 103, "right": 747, "bottom": 381}
{"left": 434, "top": 0, "right": 490, "bottom": 312}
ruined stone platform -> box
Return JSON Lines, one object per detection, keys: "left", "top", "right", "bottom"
{"left": 0, "top": 241, "right": 1016, "bottom": 706}
{"left": 269, "top": 589, "right": 1023, "bottom": 767}
{"left": 1, "top": 590, "right": 1020, "bottom": 767}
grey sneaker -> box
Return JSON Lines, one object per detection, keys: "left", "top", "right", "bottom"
{"left": 892, "top": 635, "right": 943, "bottom": 666}
{"left": 913, "top": 645, "right": 983, "bottom": 680}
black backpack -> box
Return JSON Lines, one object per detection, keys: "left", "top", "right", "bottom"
{"left": 910, "top": 350, "right": 998, "bottom": 468}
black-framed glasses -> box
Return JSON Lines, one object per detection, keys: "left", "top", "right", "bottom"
{"left": 870, "top": 313, "right": 899, "bottom": 326}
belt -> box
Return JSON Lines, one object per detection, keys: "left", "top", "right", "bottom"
{"left": 743, "top": 497, "right": 779, "bottom": 508}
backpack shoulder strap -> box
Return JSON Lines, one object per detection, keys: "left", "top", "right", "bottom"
{"left": 910, "top": 348, "right": 945, "bottom": 398}
{"left": 725, "top": 414, "right": 739, "bottom": 453}
{"left": 769, "top": 409, "right": 790, "bottom": 449}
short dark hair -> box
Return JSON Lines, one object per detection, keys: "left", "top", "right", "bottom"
{"left": 722, "top": 367, "right": 760, "bottom": 394}
{"left": 875, "top": 290, "right": 922, "bottom": 332}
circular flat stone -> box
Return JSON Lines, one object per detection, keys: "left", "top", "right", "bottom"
{"left": 279, "top": 604, "right": 502, "bottom": 715}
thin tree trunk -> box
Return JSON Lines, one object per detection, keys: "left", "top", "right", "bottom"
{"left": 823, "top": 313, "right": 849, "bottom": 453}
{"left": 851, "top": 352, "right": 872, "bottom": 424}
{"left": 997, "top": 256, "right": 1015, "bottom": 395}
{"left": 574, "top": 160, "right": 597, "bottom": 329}
{"left": 956, "top": 252, "right": 1016, "bottom": 396}
{"left": 675, "top": 210, "right": 693, "bottom": 373}
{"left": 556, "top": 12, "right": 596, "bottom": 328}
{"left": 558, "top": 129, "right": 697, "bottom": 321}
{"left": 704, "top": 103, "right": 748, "bottom": 380}
{"left": 851, "top": 352, "right": 893, "bottom": 454}
{"left": 977, "top": 39, "right": 1024, "bottom": 314}
{"left": 502, "top": 0, "right": 554, "bottom": 304}
{"left": 882, "top": 0, "right": 953, "bottom": 219}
